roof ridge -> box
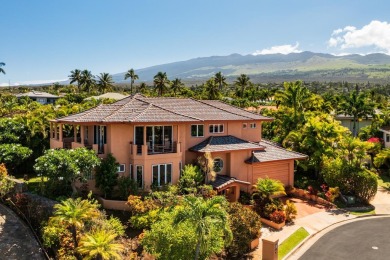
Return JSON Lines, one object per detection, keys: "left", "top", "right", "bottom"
{"left": 196, "top": 99, "right": 271, "bottom": 120}
{"left": 138, "top": 96, "right": 203, "bottom": 121}
{"left": 131, "top": 103, "right": 154, "bottom": 121}
{"left": 102, "top": 97, "right": 140, "bottom": 121}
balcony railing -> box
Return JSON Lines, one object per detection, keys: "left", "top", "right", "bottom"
{"left": 131, "top": 142, "right": 180, "bottom": 156}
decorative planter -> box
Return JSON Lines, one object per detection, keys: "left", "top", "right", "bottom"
{"left": 260, "top": 218, "right": 285, "bottom": 230}
{"left": 96, "top": 196, "right": 130, "bottom": 211}
{"left": 249, "top": 237, "right": 260, "bottom": 250}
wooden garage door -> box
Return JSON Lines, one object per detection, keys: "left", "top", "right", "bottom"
{"left": 253, "top": 162, "right": 290, "bottom": 185}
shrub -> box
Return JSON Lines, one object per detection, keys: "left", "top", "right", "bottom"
{"left": 269, "top": 210, "right": 286, "bottom": 224}
{"left": 325, "top": 187, "right": 340, "bottom": 203}
{"left": 284, "top": 200, "right": 297, "bottom": 222}
{"left": 95, "top": 153, "right": 119, "bottom": 198}
{"left": 253, "top": 177, "right": 286, "bottom": 202}
{"left": 0, "top": 163, "right": 14, "bottom": 198}
{"left": 226, "top": 203, "right": 261, "bottom": 258}
{"left": 0, "top": 143, "right": 32, "bottom": 174}
{"left": 177, "top": 164, "right": 203, "bottom": 194}
{"left": 117, "top": 176, "right": 138, "bottom": 200}
{"left": 261, "top": 199, "right": 284, "bottom": 218}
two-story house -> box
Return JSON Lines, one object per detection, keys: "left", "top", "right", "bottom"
{"left": 16, "top": 91, "right": 59, "bottom": 104}
{"left": 50, "top": 94, "right": 306, "bottom": 201}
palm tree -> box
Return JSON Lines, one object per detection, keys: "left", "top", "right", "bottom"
{"left": 69, "top": 69, "right": 82, "bottom": 92}
{"left": 204, "top": 78, "right": 220, "bottom": 100}
{"left": 138, "top": 82, "right": 148, "bottom": 93}
{"left": 78, "top": 230, "right": 124, "bottom": 260}
{"left": 0, "top": 62, "right": 5, "bottom": 75}
{"left": 252, "top": 177, "right": 286, "bottom": 202}
{"left": 124, "top": 68, "right": 139, "bottom": 94}
{"left": 171, "top": 78, "right": 184, "bottom": 96}
{"left": 174, "top": 196, "right": 232, "bottom": 260}
{"left": 97, "top": 73, "right": 115, "bottom": 94}
{"left": 274, "top": 81, "right": 312, "bottom": 123}
{"left": 51, "top": 197, "right": 100, "bottom": 247}
{"left": 80, "top": 70, "right": 96, "bottom": 93}
{"left": 153, "top": 72, "right": 170, "bottom": 96}
{"left": 337, "top": 91, "right": 375, "bottom": 137}
{"left": 214, "top": 72, "right": 227, "bottom": 91}
{"left": 234, "top": 74, "right": 251, "bottom": 98}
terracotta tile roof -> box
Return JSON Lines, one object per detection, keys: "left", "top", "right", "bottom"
{"left": 210, "top": 175, "right": 251, "bottom": 190}
{"left": 246, "top": 139, "right": 307, "bottom": 163}
{"left": 54, "top": 94, "right": 272, "bottom": 123}
{"left": 189, "top": 135, "right": 265, "bottom": 153}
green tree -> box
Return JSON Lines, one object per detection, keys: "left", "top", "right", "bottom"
{"left": 138, "top": 82, "right": 148, "bottom": 93}
{"left": 80, "top": 70, "right": 96, "bottom": 93}
{"left": 204, "top": 78, "right": 220, "bottom": 100}
{"left": 174, "top": 196, "right": 232, "bottom": 260}
{"left": 124, "top": 68, "right": 139, "bottom": 94}
{"left": 69, "top": 69, "right": 82, "bottom": 92}
{"left": 50, "top": 197, "right": 100, "bottom": 248}
{"left": 95, "top": 153, "right": 119, "bottom": 198}
{"left": 97, "top": 72, "right": 115, "bottom": 94}
{"left": 0, "top": 62, "right": 5, "bottom": 74}
{"left": 234, "top": 74, "right": 251, "bottom": 98}
{"left": 78, "top": 230, "right": 124, "bottom": 260}
{"left": 153, "top": 72, "right": 170, "bottom": 96}
{"left": 338, "top": 90, "right": 375, "bottom": 137}
{"left": 0, "top": 144, "right": 32, "bottom": 174}
{"left": 252, "top": 177, "right": 286, "bottom": 202}
{"left": 374, "top": 148, "right": 390, "bottom": 169}
{"left": 214, "top": 72, "right": 227, "bottom": 91}
{"left": 178, "top": 165, "right": 204, "bottom": 194}
{"left": 171, "top": 78, "right": 184, "bottom": 96}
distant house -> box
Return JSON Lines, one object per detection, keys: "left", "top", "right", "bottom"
{"left": 379, "top": 126, "right": 390, "bottom": 148}
{"left": 50, "top": 94, "right": 307, "bottom": 201}
{"left": 334, "top": 114, "right": 373, "bottom": 134}
{"left": 16, "top": 91, "right": 59, "bottom": 105}
{"left": 84, "top": 92, "right": 128, "bottom": 101}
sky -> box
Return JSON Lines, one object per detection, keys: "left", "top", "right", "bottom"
{"left": 1, "top": 0, "right": 390, "bottom": 86}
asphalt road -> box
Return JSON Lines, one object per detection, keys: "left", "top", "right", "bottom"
{"left": 299, "top": 217, "right": 390, "bottom": 260}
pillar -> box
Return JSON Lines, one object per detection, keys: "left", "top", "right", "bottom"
{"left": 262, "top": 237, "right": 279, "bottom": 260}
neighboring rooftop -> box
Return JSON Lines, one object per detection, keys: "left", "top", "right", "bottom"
{"left": 54, "top": 93, "right": 273, "bottom": 123}
{"left": 210, "top": 175, "right": 251, "bottom": 190}
{"left": 246, "top": 139, "right": 307, "bottom": 163}
{"left": 16, "top": 91, "right": 59, "bottom": 98}
{"left": 84, "top": 92, "right": 128, "bottom": 100}
{"left": 189, "top": 135, "right": 265, "bottom": 153}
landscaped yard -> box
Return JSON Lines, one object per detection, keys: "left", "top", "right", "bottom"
{"left": 278, "top": 227, "right": 309, "bottom": 259}
{"left": 377, "top": 173, "right": 390, "bottom": 189}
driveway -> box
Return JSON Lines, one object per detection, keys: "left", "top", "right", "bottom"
{"left": 0, "top": 203, "right": 45, "bottom": 260}
{"left": 299, "top": 217, "right": 390, "bottom": 260}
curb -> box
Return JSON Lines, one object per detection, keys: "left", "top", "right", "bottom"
{"left": 283, "top": 213, "right": 390, "bottom": 259}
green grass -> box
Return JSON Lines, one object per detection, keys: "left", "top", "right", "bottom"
{"left": 18, "top": 176, "right": 48, "bottom": 193}
{"left": 278, "top": 227, "right": 309, "bottom": 259}
{"left": 349, "top": 209, "right": 376, "bottom": 216}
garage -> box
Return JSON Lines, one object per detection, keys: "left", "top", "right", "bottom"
{"left": 252, "top": 161, "right": 291, "bottom": 185}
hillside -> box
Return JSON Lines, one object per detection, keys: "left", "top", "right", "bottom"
{"left": 113, "top": 51, "right": 390, "bottom": 83}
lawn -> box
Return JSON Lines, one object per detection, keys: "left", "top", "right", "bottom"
{"left": 349, "top": 209, "right": 376, "bottom": 216}
{"left": 18, "top": 176, "right": 48, "bottom": 193}
{"left": 278, "top": 227, "right": 309, "bottom": 259}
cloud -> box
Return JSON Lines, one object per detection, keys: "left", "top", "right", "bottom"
{"left": 328, "top": 20, "right": 390, "bottom": 54}
{"left": 253, "top": 42, "right": 301, "bottom": 55}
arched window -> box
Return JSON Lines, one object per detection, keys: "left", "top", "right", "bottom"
{"left": 214, "top": 158, "right": 223, "bottom": 173}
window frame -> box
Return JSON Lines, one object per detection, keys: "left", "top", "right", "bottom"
{"left": 135, "top": 165, "right": 144, "bottom": 189}
{"left": 152, "top": 163, "right": 173, "bottom": 187}
{"left": 213, "top": 158, "right": 224, "bottom": 173}
{"left": 209, "top": 124, "right": 224, "bottom": 134}
{"left": 250, "top": 123, "right": 256, "bottom": 129}
{"left": 117, "top": 164, "right": 126, "bottom": 173}
{"left": 191, "top": 124, "right": 204, "bottom": 137}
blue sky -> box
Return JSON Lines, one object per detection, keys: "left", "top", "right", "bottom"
{"left": 1, "top": 0, "right": 390, "bottom": 85}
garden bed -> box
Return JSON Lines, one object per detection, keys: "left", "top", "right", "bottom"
{"left": 260, "top": 217, "right": 285, "bottom": 230}
{"left": 95, "top": 196, "right": 130, "bottom": 211}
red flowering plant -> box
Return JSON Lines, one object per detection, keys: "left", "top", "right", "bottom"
{"left": 269, "top": 210, "right": 286, "bottom": 224}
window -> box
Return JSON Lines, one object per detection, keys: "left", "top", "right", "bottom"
{"left": 136, "top": 165, "right": 143, "bottom": 189}
{"left": 179, "top": 161, "right": 182, "bottom": 176}
{"left": 387, "top": 134, "right": 390, "bottom": 143}
{"left": 209, "top": 124, "right": 224, "bottom": 133}
{"left": 152, "top": 164, "right": 172, "bottom": 186}
{"left": 214, "top": 158, "right": 223, "bottom": 173}
{"left": 129, "top": 164, "right": 133, "bottom": 179}
{"left": 117, "top": 164, "right": 125, "bottom": 173}
{"left": 250, "top": 123, "right": 256, "bottom": 129}
{"left": 243, "top": 123, "right": 247, "bottom": 129}
{"left": 191, "top": 125, "right": 204, "bottom": 137}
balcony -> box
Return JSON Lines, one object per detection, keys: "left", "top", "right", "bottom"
{"left": 130, "top": 142, "right": 181, "bottom": 158}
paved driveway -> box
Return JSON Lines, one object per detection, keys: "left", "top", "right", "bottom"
{"left": 299, "top": 217, "right": 390, "bottom": 260}
{"left": 0, "top": 203, "right": 45, "bottom": 260}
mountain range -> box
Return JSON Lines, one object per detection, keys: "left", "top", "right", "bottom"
{"left": 112, "top": 51, "right": 390, "bottom": 84}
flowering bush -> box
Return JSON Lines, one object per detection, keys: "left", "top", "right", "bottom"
{"left": 307, "top": 185, "right": 318, "bottom": 196}
{"left": 269, "top": 210, "right": 286, "bottom": 224}
{"left": 325, "top": 187, "right": 340, "bottom": 203}
{"left": 284, "top": 200, "right": 297, "bottom": 222}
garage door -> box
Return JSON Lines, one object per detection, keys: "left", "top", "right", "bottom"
{"left": 252, "top": 162, "right": 290, "bottom": 185}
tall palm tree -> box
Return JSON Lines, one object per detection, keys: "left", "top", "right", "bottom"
{"left": 171, "top": 78, "right": 184, "bottom": 96}
{"left": 214, "top": 72, "right": 227, "bottom": 91}
{"left": 124, "top": 69, "right": 139, "bottom": 94}
{"left": 234, "top": 74, "right": 251, "bottom": 98}
{"left": 78, "top": 230, "right": 124, "bottom": 260}
{"left": 204, "top": 78, "right": 220, "bottom": 100}
{"left": 80, "top": 70, "right": 96, "bottom": 93}
{"left": 174, "top": 196, "right": 232, "bottom": 260}
{"left": 338, "top": 91, "right": 374, "bottom": 137}
{"left": 0, "top": 62, "right": 5, "bottom": 75}
{"left": 69, "top": 69, "right": 82, "bottom": 92}
{"left": 153, "top": 72, "right": 170, "bottom": 96}
{"left": 51, "top": 197, "right": 100, "bottom": 248}
{"left": 97, "top": 73, "right": 115, "bottom": 94}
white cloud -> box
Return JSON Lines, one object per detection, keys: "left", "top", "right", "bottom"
{"left": 0, "top": 78, "right": 67, "bottom": 87}
{"left": 253, "top": 42, "right": 301, "bottom": 55}
{"left": 328, "top": 20, "right": 390, "bottom": 54}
